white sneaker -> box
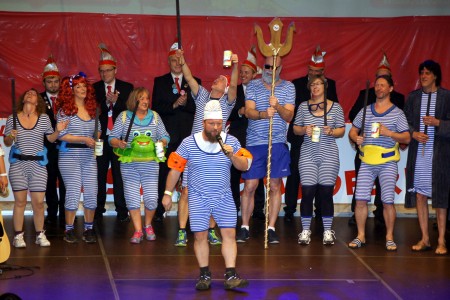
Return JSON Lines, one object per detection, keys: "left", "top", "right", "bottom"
{"left": 323, "top": 230, "right": 336, "bottom": 245}
{"left": 36, "top": 231, "right": 51, "bottom": 247}
{"left": 13, "top": 232, "right": 26, "bottom": 248}
{"left": 298, "top": 230, "right": 311, "bottom": 245}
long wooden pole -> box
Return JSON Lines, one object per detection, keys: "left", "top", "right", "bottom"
{"left": 176, "top": 0, "right": 182, "bottom": 49}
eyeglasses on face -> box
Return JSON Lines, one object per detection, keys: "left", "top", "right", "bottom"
{"left": 308, "top": 102, "right": 325, "bottom": 111}
{"left": 99, "top": 68, "right": 115, "bottom": 74}
{"left": 264, "top": 64, "right": 280, "bottom": 70}
{"left": 310, "top": 82, "right": 324, "bottom": 87}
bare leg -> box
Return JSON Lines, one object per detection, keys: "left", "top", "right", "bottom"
{"left": 129, "top": 208, "right": 142, "bottom": 232}
{"left": 144, "top": 208, "right": 155, "bottom": 227}
{"left": 353, "top": 200, "right": 368, "bottom": 244}
{"left": 241, "top": 179, "right": 258, "bottom": 226}
{"left": 268, "top": 178, "right": 282, "bottom": 228}
{"left": 220, "top": 228, "right": 237, "bottom": 268}
{"left": 65, "top": 210, "right": 76, "bottom": 226}
{"left": 30, "top": 191, "right": 46, "bottom": 232}
{"left": 194, "top": 231, "right": 209, "bottom": 267}
{"left": 383, "top": 203, "right": 396, "bottom": 242}
{"left": 12, "top": 191, "right": 28, "bottom": 232}
{"left": 435, "top": 208, "right": 448, "bottom": 254}
{"left": 209, "top": 217, "right": 216, "bottom": 228}
{"left": 178, "top": 187, "right": 189, "bottom": 228}
{"left": 84, "top": 208, "right": 95, "bottom": 223}
{"left": 412, "top": 193, "right": 430, "bottom": 250}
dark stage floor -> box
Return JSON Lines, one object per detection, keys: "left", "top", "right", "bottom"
{"left": 0, "top": 215, "right": 449, "bottom": 300}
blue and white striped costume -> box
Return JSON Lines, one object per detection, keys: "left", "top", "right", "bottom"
{"left": 294, "top": 102, "right": 345, "bottom": 186}
{"left": 109, "top": 110, "right": 169, "bottom": 211}
{"left": 176, "top": 132, "right": 240, "bottom": 232}
{"left": 353, "top": 104, "right": 409, "bottom": 203}
{"left": 182, "top": 85, "right": 236, "bottom": 186}
{"left": 246, "top": 79, "right": 295, "bottom": 146}
{"left": 57, "top": 111, "right": 98, "bottom": 211}
{"left": 412, "top": 92, "right": 436, "bottom": 197}
{"left": 5, "top": 114, "right": 53, "bottom": 192}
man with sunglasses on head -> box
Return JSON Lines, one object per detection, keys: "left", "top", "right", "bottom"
{"left": 93, "top": 43, "right": 133, "bottom": 223}
{"left": 285, "top": 45, "right": 339, "bottom": 223}
{"left": 237, "top": 55, "right": 295, "bottom": 244}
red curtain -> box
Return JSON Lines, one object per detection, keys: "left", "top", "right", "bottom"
{"left": 0, "top": 12, "right": 449, "bottom": 119}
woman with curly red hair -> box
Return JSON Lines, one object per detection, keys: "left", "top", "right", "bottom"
{"left": 56, "top": 74, "right": 100, "bottom": 244}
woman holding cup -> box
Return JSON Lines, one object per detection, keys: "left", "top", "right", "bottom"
{"left": 57, "top": 74, "right": 100, "bottom": 244}
{"left": 293, "top": 75, "right": 345, "bottom": 245}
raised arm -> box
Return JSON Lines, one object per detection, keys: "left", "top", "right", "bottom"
{"left": 177, "top": 50, "right": 199, "bottom": 97}
{"left": 227, "top": 54, "right": 239, "bottom": 103}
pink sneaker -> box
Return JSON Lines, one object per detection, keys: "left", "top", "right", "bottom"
{"left": 145, "top": 225, "right": 156, "bottom": 241}
{"left": 130, "top": 231, "right": 144, "bottom": 244}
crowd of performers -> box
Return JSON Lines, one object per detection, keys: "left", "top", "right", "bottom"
{"left": 0, "top": 41, "right": 449, "bottom": 291}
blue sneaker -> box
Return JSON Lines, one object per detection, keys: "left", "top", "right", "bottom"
{"left": 208, "top": 229, "right": 222, "bottom": 245}
{"left": 174, "top": 229, "right": 187, "bottom": 247}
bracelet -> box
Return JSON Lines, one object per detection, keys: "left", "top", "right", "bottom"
{"left": 258, "top": 111, "right": 262, "bottom": 120}
{"left": 164, "top": 190, "right": 173, "bottom": 196}
{"left": 0, "top": 173, "right": 7, "bottom": 177}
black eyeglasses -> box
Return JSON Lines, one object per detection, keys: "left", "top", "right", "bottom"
{"left": 264, "top": 64, "right": 277, "bottom": 70}
{"left": 308, "top": 102, "right": 325, "bottom": 111}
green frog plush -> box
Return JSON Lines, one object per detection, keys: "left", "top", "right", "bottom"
{"left": 113, "top": 130, "right": 166, "bottom": 163}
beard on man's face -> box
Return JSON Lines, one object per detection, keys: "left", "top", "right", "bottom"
{"left": 204, "top": 129, "right": 219, "bottom": 143}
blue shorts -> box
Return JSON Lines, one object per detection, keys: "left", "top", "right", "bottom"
{"left": 242, "top": 143, "right": 290, "bottom": 180}
{"left": 188, "top": 187, "right": 237, "bottom": 232}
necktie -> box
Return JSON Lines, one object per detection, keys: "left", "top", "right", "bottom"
{"left": 107, "top": 86, "right": 114, "bottom": 131}
{"left": 50, "top": 96, "right": 57, "bottom": 115}
{"left": 175, "top": 77, "right": 181, "bottom": 93}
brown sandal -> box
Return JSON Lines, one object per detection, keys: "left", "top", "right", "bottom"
{"left": 411, "top": 241, "right": 432, "bottom": 252}
{"left": 435, "top": 244, "right": 447, "bottom": 255}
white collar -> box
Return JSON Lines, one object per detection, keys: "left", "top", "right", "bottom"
{"left": 194, "top": 131, "right": 226, "bottom": 153}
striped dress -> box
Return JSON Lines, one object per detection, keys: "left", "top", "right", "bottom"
{"left": 353, "top": 104, "right": 409, "bottom": 203}
{"left": 294, "top": 101, "right": 345, "bottom": 186}
{"left": 57, "top": 111, "right": 98, "bottom": 211}
{"left": 412, "top": 92, "right": 436, "bottom": 198}
{"left": 109, "top": 110, "right": 169, "bottom": 210}
{"left": 5, "top": 114, "right": 53, "bottom": 192}
{"left": 176, "top": 132, "right": 240, "bottom": 232}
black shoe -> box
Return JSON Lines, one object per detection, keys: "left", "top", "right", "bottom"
{"left": 284, "top": 213, "right": 293, "bottom": 222}
{"left": 64, "top": 230, "right": 78, "bottom": 243}
{"left": 268, "top": 229, "right": 280, "bottom": 244}
{"left": 82, "top": 229, "right": 97, "bottom": 243}
{"left": 224, "top": 273, "right": 249, "bottom": 290}
{"left": 117, "top": 213, "right": 130, "bottom": 223}
{"left": 236, "top": 227, "right": 249, "bottom": 243}
{"left": 348, "top": 214, "right": 356, "bottom": 226}
{"left": 195, "top": 273, "right": 211, "bottom": 290}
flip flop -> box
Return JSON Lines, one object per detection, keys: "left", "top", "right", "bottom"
{"left": 411, "top": 241, "right": 432, "bottom": 252}
{"left": 435, "top": 244, "right": 447, "bottom": 255}
{"left": 348, "top": 238, "right": 366, "bottom": 249}
{"left": 386, "top": 240, "right": 397, "bottom": 251}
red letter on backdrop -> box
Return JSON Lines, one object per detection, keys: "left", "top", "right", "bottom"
{"left": 345, "top": 170, "right": 356, "bottom": 195}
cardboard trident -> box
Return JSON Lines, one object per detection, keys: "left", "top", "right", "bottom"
{"left": 255, "top": 18, "right": 295, "bottom": 249}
